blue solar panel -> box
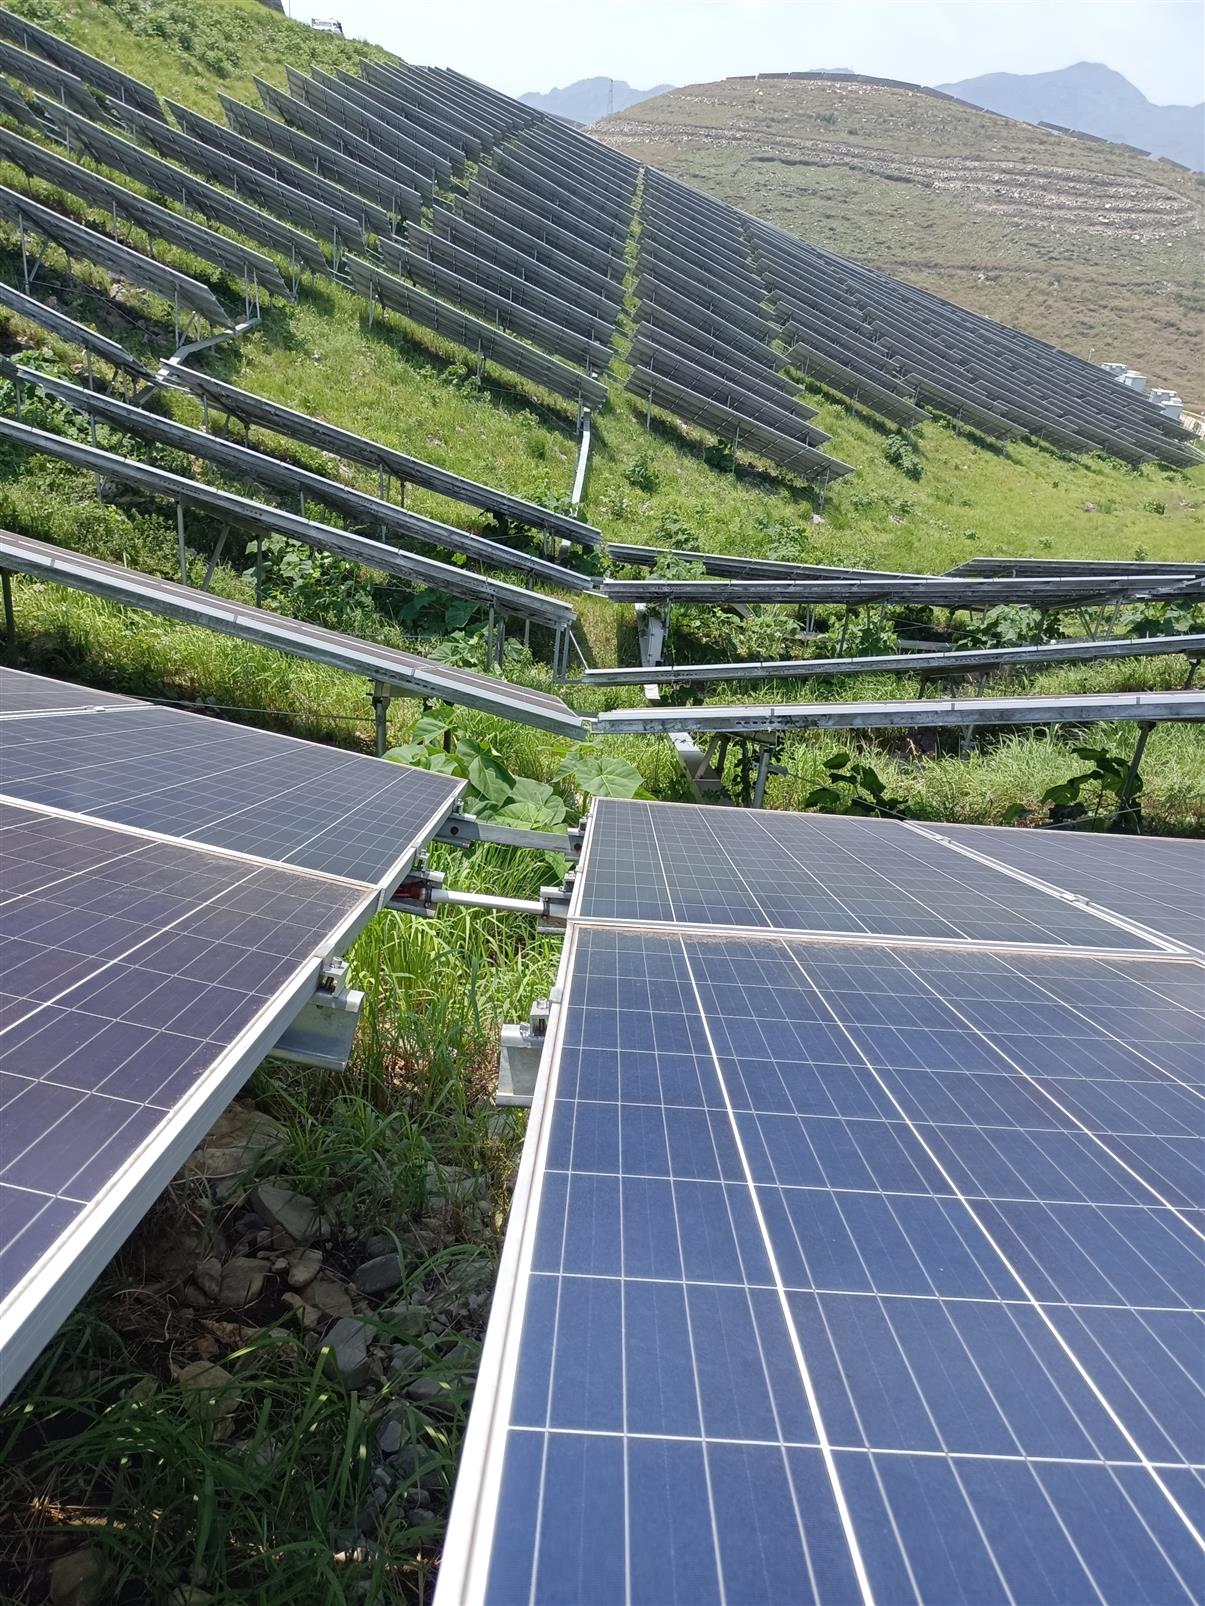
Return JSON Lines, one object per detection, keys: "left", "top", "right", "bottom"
{"left": 452, "top": 927, "right": 1204, "bottom": 1603}
{"left": 574, "top": 800, "right": 1168, "bottom": 951}
{"left": 0, "top": 702, "right": 462, "bottom": 888}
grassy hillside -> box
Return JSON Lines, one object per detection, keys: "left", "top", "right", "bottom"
{"left": 595, "top": 74, "right": 1205, "bottom": 403}
{"left": 0, "top": 8, "right": 1204, "bottom": 1602}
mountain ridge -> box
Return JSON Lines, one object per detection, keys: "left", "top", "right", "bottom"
{"left": 937, "top": 62, "right": 1204, "bottom": 170}
{"left": 519, "top": 76, "right": 674, "bottom": 123}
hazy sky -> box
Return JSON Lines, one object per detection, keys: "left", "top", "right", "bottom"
{"left": 314, "top": 0, "right": 1204, "bottom": 106}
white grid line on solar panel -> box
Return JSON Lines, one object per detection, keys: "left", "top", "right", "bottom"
{"left": 572, "top": 802, "right": 1173, "bottom": 954}
{"left": 0, "top": 801, "right": 372, "bottom": 1401}
{"left": 0, "top": 701, "right": 463, "bottom": 887}
{"left": 933, "top": 825, "right": 1205, "bottom": 957}
{"left": 456, "top": 931, "right": 1201, "bottom": 1606}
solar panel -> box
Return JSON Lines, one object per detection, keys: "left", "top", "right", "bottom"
{"left": 37, "top": 97, "right": 329, "bottom": 275}
{"left": 949, "top": 558, "right": 1205, "bottom": 579}
{"left": 0, "top": 182, "right": 233, "bottom": 329}
{"left": 935, "top": 825, "right": 1205, "bottom": 956}
{"left": 595, "top": 688, "right": 1205, "bottom": 737}
{"left": 116, "top": 101, "right": 365, "bottom": 250}
{"left": 255, "top": 77, "right": 433, "bottom": 203}
{"left": 571, "top": 802, "right": 1171, "bottom": 950}
{"left": 161, "top": 362, "right": 602, "bottom": 547}
{"left": 24, "top": 366, "right": 597, "bottom": 593}
{"left": 0, "top": 530, "right": 586, "bottom": 738}
{"left": 581, "top": 631, "right": 1205, "bottom": 686}
{"left": 0, "top": 702, "right": 464, "bottom": 883}
{"left": 626, "top": 368, "right": 852, "bottom": 483}
{"left": 603, "top": 574, "right": 1203, "bottom": 607}
{"left": 0, "top": 663, "right": 465, "bottom": 1403}
{"left": 0, "top": 417, "right": 575, "bottom": 630}
{"left": 167, "top": 99, "right": 388, "bottom": 240}
{"left": 0, "top": 125, "right": 291, "bottom": 298}
{"left": 0, "top": 280, "right": 155, "bottom": 380}
{"left": 476, "top": 166, "right": 629, "bottom": 255}
{"left": 317, "top": 67, "right": 467, "bottom": 172}
{"left": 0, "top": 9, "right": 162, "bottom": 120}
{"left": 346, "top": 64, "right": 485, "bottom": 158}
{"left": 282, "top": 66, "right": 451, "bottom": 186}
{"left": 789, "top": 340, "right": 931, "bottom": 427}
{"left": 0, "top": 666, "right": 142, "bottom": 715}
{"left": 438, "top": 798, "right": 1205, "bottom": 1603}
{"left": 347, "top": 257, "right": 609, "bottom": 409}
{"left": 220, "top": 92, "right": 420, "bottom": 222}
{"left": 432, "top": 203, "right": 623, "bottom": 307}
{"left": 379, "top": 244, "right": 614, "bottom": 370}
{"left": 463, "top": 182, "right": 626, "bottom": 281}
{"left": 604, "top": 543, "right": 914, "bottom": 581}
{"left": 629, "top": 333, "right": 831, "bottom": 446}
{"left": 379, "top": 235, "right": 618, "bottom": 345}
{"left": 0, "top": 37, "right": 103, "bottom": 119}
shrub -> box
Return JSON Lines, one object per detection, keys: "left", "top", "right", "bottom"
{"left": 883, "top": 432, "right": 924, "bottom": 480}
{"left": 624, "top": 449, "right": 659, "bottom": 492}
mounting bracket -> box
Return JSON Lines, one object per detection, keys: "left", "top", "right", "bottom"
{"left": 497, "top": 998, "right": 552, "bottom": 1106}
{"left": 273, "top": 958, "right": 364, "bottom": 1072}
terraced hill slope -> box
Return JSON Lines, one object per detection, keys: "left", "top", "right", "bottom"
{"left": 594, "top": 73, "right": 1205, "bottom": 401}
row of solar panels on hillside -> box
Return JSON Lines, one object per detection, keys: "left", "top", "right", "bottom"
{"left": 0, "top": 416, "right": 576, "bottom": 634}
{"left": 581, "top": 630, "right": 1205, "bottom": 685}
{"left": 37, "top": 97, "right": 328, "bottom": 275}
{"left": 0, "top": 181, "right": 232, "bottom": 329}
{"left": 0, "top": 123, "right": 292, "bottom": 298}
{"left": 604, "top": 572, "right": 1205, "bottom": 607}
{"left": 0, "top": 279, "right": 154, "bottom": 381}
{"left": 160, "top": 362, "right": 600, "bottom": 547}
{"left": 13, "top": 367, "right": 598, "bottom": 597}
{"left": 0, "top": 7, "right": 161, "bottom": 121}
{"left": 0, "top": 531, "right": 584, "bottom": 737}
{"left": 0, "top": 35, "right": 107, "bottom": 120}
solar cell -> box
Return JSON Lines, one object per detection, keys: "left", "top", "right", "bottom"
{"left": 0, "top": 530, "right": 587, "bottom": 738}
{"left": 440, "top": 917, "right": 1205, "bottom": 1604}
{"left": 0, "top": 182, "right": 232, "bottom": 328}
{"left": 0, "top": 667, "right": 142, "bottom": 716}
{"left": 571, "top": 801, "right": 1169, "bottom": 950}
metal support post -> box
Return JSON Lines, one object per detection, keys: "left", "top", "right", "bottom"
{"left": 175, "top": 501, "right": 188, "bottom": 584}
{"left": 255, "top": 532, "right": 264, "bottom": 605}
{"left": 1117, "top": 720, "right": 1154, "bottom": 827}
{"left": 201, "top": 524, "right": 230, "bottom": 591}
{"left": 2, "top": 570, "right": 15, "bottom": 647}
{"left": 371, "top": 682, "right": 392, "bottom": 756}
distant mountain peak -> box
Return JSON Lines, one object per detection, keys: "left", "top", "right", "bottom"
{"left": 937, "top": 62, "right": 1203, "bottom": 169}
{"left": 519, "top": 77, "right": 675, "bottom": 125}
